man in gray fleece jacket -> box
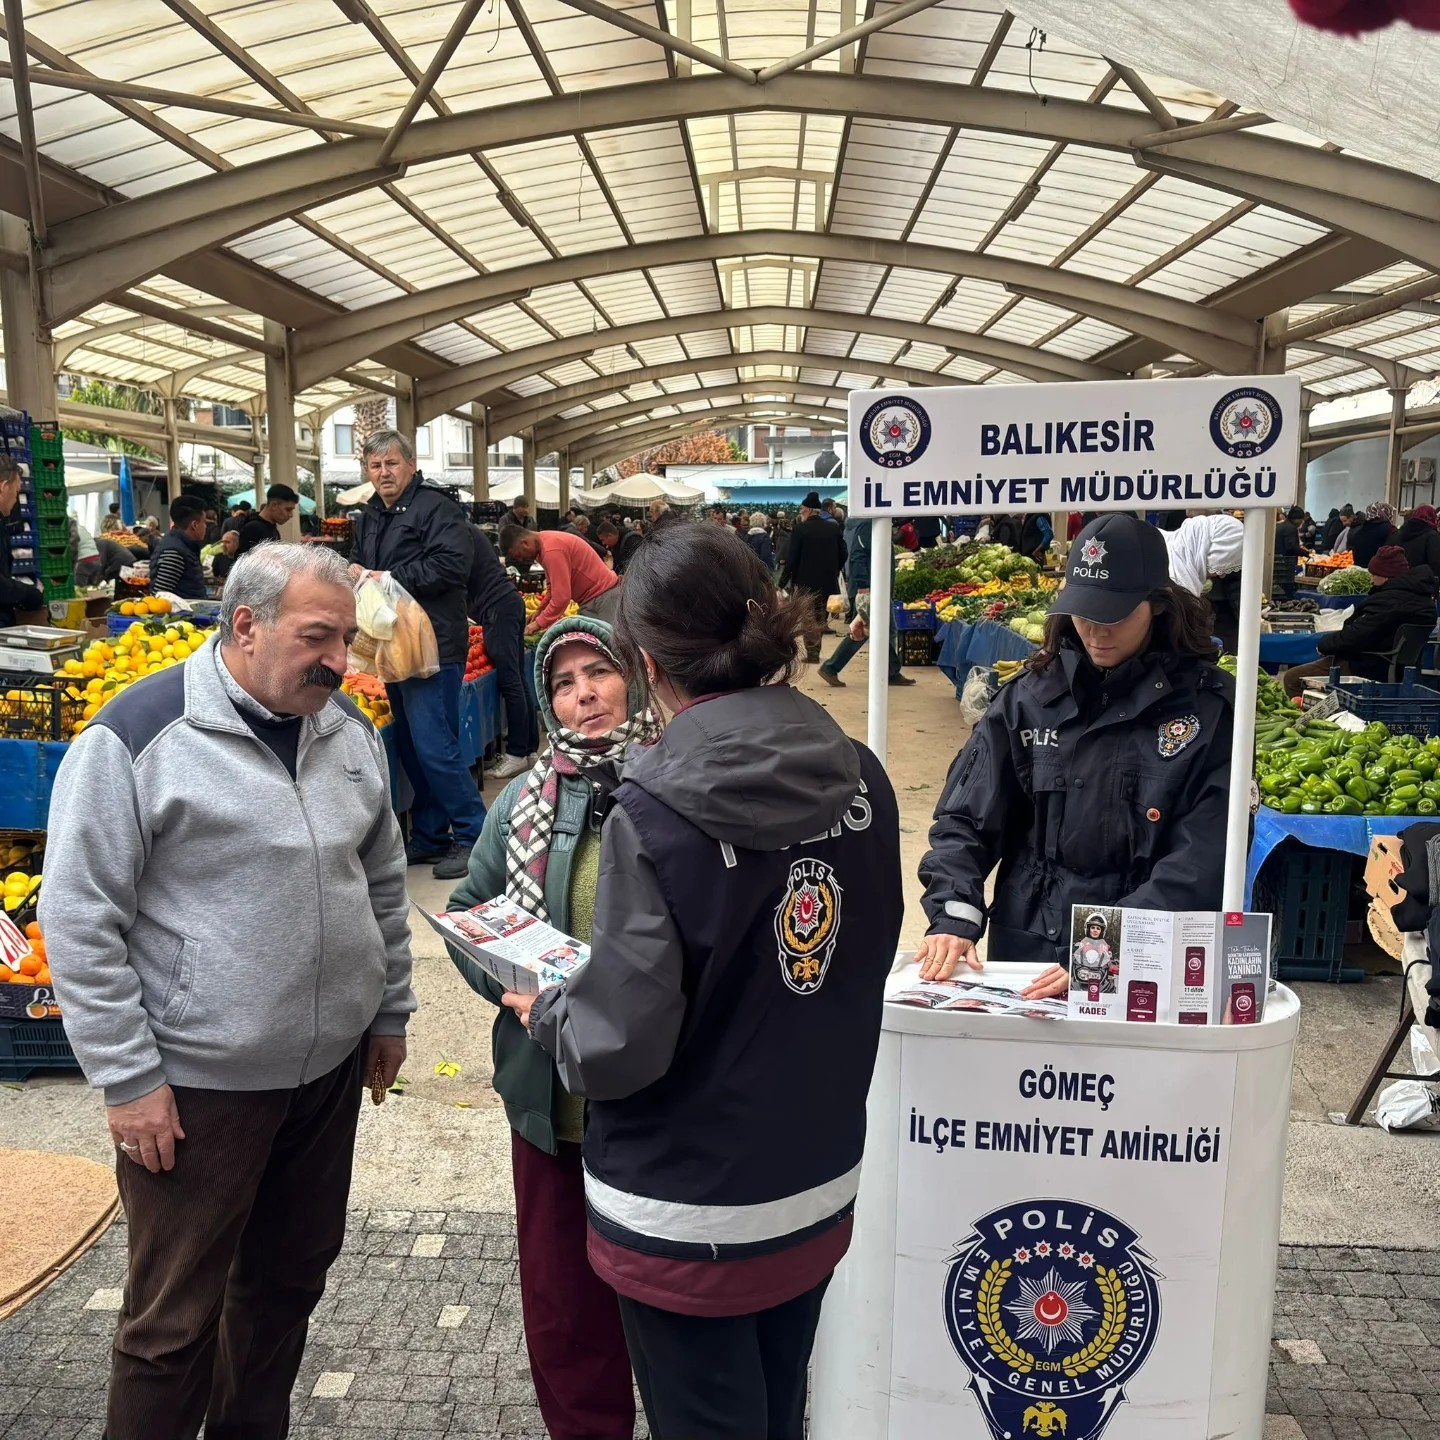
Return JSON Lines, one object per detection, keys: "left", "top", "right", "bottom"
{"left": 39, "top": 542, "right": 415, "bottom": 1440}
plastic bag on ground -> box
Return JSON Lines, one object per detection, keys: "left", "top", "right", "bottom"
{"left": 959, "top": 665, "right": 998, "bottom": 726}
{"left": 1375, "top": 1025, "right": 1440, "bottom": 1132}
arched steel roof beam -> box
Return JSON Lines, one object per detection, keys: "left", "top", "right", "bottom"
{"left": 538, "top": 383, "right": 853, "bottom": 452}
{"left": 304, "top": 230, "right": 1252, "bottom": 391}
{"left": 488, "top": 349, "right": 951, "bottom": 440}
{"left": 415, "top": 304, "right": 1120, "bottom": 424}
{"left": 42, "top": 73, "right": 1436, "bottom": 326}
{"left": 52, "top": 305, "right": 251, "bottom": 367}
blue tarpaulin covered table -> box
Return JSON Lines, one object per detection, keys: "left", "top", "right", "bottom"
{"left": 936, "top": 619, "right": 1036, "bottom": 693}
{"left": 1258, "top": 631, "right": 1321, "bottom": 668}
{"left": 1245, "top": 803, "right": 1413, "bottom": 907}
{"left": 0, "top": 739, "right": 68, "bottom": 830}
{"left": 377, "top": 669, "right": 503, "bottom": 812}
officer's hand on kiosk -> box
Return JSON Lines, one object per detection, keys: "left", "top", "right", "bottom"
{"left": 1020, "top": 964, "right": 1070, "bottom": 1001}
{"left": 916, "top": 932, "right": 983, "bottom": 981}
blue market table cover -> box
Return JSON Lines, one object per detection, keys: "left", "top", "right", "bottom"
{"left": 0, "top": 739, "right": 68, "bottom": 831}
{"left": 376, "top": 669, "right": 504, "bottom": 812}
{"left": 1245, "top": 804, "right": 1413, "bottom": 906}
{"left": 1258, "top": 631, "right": 1321, "bottom": 667}
{"left": 936, "top": 619, "right": 1036, "bottom": 692}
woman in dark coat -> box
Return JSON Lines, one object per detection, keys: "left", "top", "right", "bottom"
{"left": 1395, "top": 504, "right": 1440, "bottom": 576}
{"left": 1349, "top": 501, "right": 1398, "bottom": 569}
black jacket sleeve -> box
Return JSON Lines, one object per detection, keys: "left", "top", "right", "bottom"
{"left": 530, "top": 806, "right": 687, "bottom": 1100}
{"left": 390, "top": 496, "right": 473, "bottom": 600}
{"left": 1319, "top": 591, "right": 1411, "bottom": 658}
{"left": 919, "top": 699, "right": 1018, "bottom": 941}
{"left": 778, "top": 530, "right": 799, "bottom": 589}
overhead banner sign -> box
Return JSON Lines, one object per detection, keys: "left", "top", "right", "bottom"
{"left": 848, "top": 376, "right": 1302, "bottom": 518}
{"left": 889, "top": 1032, "right": 1238, "bottom": 1439}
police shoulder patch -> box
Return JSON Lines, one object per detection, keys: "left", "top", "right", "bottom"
{"left": 774, "top": 857, "right": 843, "bottom": 996}
{"left": 1157, "top": 714, "right": 1200, "bottom": 759}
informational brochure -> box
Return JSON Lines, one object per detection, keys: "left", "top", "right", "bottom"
{"left": 424, "top": 897, "right": 586, "bottom": 996}
{"left": 888, "top": 976, "right": 1068, "bottom": 1021}
{"left": 1068, "top": 906, "right": 1270, "bottom": 1024}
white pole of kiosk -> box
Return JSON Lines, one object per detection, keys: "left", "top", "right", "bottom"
{"left": 822, "top": 377, "right": 1304, "bottom": 1440}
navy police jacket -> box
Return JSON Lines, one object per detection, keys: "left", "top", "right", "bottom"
{"left": 921, "top": 640, "right": 1235, "bottom": 966}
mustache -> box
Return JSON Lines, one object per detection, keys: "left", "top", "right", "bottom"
{"left": 302, "top": 663, "right": 345, "bottom": 690}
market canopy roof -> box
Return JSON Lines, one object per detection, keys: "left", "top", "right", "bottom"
{"left": 576, "top": 473, "right": 706, "bottom": 507}
{"left": 3, "top": 0, "right": 1440, "bottom": 462}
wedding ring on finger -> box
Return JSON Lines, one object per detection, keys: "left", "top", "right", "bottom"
{"left": 118, "top": 1140, "right": 139, "bottom": 1153}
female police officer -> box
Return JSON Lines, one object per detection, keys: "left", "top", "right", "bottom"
{"left": 917, "top": 513, "right": 1234, "bottom": 999}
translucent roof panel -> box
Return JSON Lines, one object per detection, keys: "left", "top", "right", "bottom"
{"left": 3, "top": 0, "right": 1436, "bottom": 457}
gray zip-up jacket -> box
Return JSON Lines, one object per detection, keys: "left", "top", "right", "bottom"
{"left": 38, "top": 637, "right": 415, "bottom": 1104}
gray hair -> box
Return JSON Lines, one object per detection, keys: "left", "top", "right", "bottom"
{"left": 360, "top": 429, "right": 415, "bottom": 465}
{"left": 749, "top": 511, "right": 768, "bottom": 529}
{"left": 219, "top": 542, "right": 353, "bottom": 644}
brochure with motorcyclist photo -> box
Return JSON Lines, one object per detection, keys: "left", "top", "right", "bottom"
{"left": 425, "top": 897, "right": 586, "bottom": 996}
{"left": 1068, "top": 906, "right": 1270, "bottom": 1025}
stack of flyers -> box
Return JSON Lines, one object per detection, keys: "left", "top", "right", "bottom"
{"left": 425, "top": 897, "right": 587, "bottom": 996}
{"left": 888, "top": 977, "right": 1067, "bottom": 1021}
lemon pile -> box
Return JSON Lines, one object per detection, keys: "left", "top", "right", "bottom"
{"left": 3, "top": 867, "right": 41, "bottom": 915}
{"left": 64, "top": 620, "right": 211, "bottom": 737}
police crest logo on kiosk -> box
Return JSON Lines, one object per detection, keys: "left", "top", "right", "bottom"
{"left": 944, "top": 1199, "right": 1162, "bottom": 1440}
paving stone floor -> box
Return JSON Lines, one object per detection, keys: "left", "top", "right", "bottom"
{"left": 3, "top": 1213, "right": 1439, "bottom": 1438}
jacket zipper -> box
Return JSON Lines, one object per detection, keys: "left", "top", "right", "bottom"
{"left": 235, "top": 723, "right": 328, "bottom": 1084}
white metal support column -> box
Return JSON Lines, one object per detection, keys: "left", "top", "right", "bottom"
{"left": 472, "top": 404, "right": 490, "bottom": 500}
{"left": 522, "top": 432, "right": 537, "bottom": 513}
{"left": 263, "top": 319, "right": 300, "bottom": 540}
{"left": 0, "top": 214, "right": 51, "bottom": 417}
{"left": 1385, "top": 385, "right": 1407, "bottom": 510}
{"left": 162, "top": 398, "right": 181, "bottom": 502}
{"left": 395, "top": 376, "right": 417, "bottom": 439}
{"left": 866, "top": 518, "right": 894, "bottom": 761}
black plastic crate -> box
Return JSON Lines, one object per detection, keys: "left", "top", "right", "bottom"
{"left": 1252, "top": 841, "right": 1358, "bottom": 982}
{"left": 0, "top": 674, "right": 84, "bottom": 741}
{"left": 0, "top": 1017, "right": 77, "bottom": 1081}
{"left": 899, "top": 630, "right": 938, "bottom": 667}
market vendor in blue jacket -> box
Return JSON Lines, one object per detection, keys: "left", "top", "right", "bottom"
{"left": 918, "top": 513, "right": 1235, "bottom": 998}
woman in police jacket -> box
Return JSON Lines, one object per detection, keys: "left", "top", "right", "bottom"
{"left": 502, "top": 522, "right": 903, "bottom": 1440}
{"left": 918, "top": 513, "right": 1234, "bottom": 999}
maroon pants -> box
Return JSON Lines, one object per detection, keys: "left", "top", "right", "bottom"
{"left": 511, "top": 1130, "right": 635, "bottom": 1440}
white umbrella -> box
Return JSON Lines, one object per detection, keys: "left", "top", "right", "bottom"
{"left": 577, "top": 474, "right": 705, "bottom": 508}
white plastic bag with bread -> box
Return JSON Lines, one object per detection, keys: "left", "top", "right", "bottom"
{"left": 370, "top": 574, "right": 439, "bottom": 682}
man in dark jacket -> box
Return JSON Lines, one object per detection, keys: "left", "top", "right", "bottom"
{"left": 351, "top": 431, "right": 486, "bottom": 879}
{"left": 501, "top": 497, "right": 536, "bottom": 533}
{"left": 779, "top": 491, "right": 847, "bottom": 662}
{"left": 1272, "top": 505, "right": 1303, "bottom": 598}
{"left": 1282, "top": 545, "right": 1439, "bottom": 697}
{"left": 467, "top": 523, "right": 536, "bottom": 780}
{"left": 596, "top": 518, "right": 643, "bottom": 575}
{"left": 236, "top": 485, "right": 299, "bottom": 555}
{"left": 0, "top": 457, "right": 43, "bottom": 625}
{"left": 1396, "top": 504, "right": 1440, "bottom": 575}
{"left": 148, "top": 496, "right": 210, "bottom": 599}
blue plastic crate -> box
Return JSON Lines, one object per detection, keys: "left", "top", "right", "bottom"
{"left": 1329, "top": 667, "right": 1440, "bottom": 738}
{"left": 893, "top": 602, "right": 937, "bottom": 631}
{"left": 0, "top": 1017, "right": 78, "bottom": 1081}
{"left": 0, "top": 737, "right": 68, "bottom": 829}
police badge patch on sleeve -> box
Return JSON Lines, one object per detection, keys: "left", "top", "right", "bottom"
{"left": 1157, "top": 715, "right": 1201, "bottom": 759}
{"left": 774, "top": 858, "right": 843, "bottom": 995}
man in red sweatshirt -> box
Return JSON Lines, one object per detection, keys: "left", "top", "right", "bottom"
{"left": 500, "top": 525, "right": 621, "bottom": 633}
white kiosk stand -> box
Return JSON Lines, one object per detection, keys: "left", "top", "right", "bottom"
{"left": 812, "top": 377, "right": 1304, "bottom": 1440}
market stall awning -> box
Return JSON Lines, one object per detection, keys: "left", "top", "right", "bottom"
{"left": 227, "top": 488, "right": 315, "bottom": 515}
{"left": 576, "top": 475, "right": 706, "bottom": 509}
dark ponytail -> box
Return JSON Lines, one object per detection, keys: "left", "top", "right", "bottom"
{"left": 615, "top": 522, "right": 820, "bottom": 695}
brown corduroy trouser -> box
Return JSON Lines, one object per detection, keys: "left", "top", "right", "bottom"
{"left": 105, "top": 1043, "right": 365, "bottom": 1440}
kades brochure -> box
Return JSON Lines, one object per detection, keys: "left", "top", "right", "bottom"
{"left": 425, "top": 897, "right": 586, "bottom": 996}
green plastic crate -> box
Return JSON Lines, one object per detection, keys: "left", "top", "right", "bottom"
{"left": 34, "top": 487, "right": 68, "bottom": 519}
{"left": 28, "top": 421, "right": 63, "bottom": 460}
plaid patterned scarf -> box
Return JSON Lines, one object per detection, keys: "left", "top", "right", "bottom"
{"left": 504, "top": 712, "right": 661, "bottom": 921}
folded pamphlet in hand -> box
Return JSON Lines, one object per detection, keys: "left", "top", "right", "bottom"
{"left": 426, "top": 897, "right": 587, "bottom": 996}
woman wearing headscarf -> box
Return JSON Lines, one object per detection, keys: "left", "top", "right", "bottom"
{"left": 1162, "top": 513, "right": 1245, "bottom": 653}
{"left": 445, "top": 615, "right": 661, "bottom": 1440}
{"left": 504, "top": 523, "right": 904, "bottom": 1440}
{"left": 1349, "top": 501, "right": 1398, "bottom": 569}
{"left": 1395, "top": 504, "right": 1440, "bottom": 576}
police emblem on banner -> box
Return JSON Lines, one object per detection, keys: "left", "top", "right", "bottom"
{"left": 1209, "top": 386, "right": 1283, "bottom": 460}
{"left": 1157, "top": 714, "right": 1201, "bottom": 759}
{"left": 774, "top": 858, "right": 842, "bottom": 995}
{"left": 944, "top": 1200, "right": 1162, "bottom": 1440}
{"left": 860, "top": 395, "right": 932, "bottom": 469}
